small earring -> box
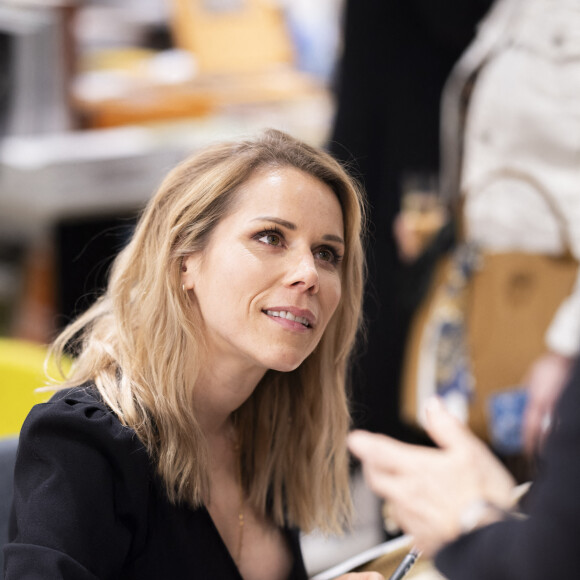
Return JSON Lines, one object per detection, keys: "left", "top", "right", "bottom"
{"left": 182, "top": 284, "right": 186, "bottom": 293}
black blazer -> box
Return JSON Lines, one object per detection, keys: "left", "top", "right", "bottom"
{"left": 3, "top": 386, "right": 307, "bottom": 579}
{"left": 435, "top": 358, "right": 580, "bottom": 579}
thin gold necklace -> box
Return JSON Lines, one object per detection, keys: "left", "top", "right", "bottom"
{"left": 233, "top": 437, "right": 245, "bottom": 565}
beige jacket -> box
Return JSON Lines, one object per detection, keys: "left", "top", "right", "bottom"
{"left": 442, "top": 0, "right": 580, "bottom": 357}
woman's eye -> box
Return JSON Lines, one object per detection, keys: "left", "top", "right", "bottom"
{"left": 315, "top": 247, "right": 343, "bottom": 265}
{"left": 256, "top": 231, "right": 283, "bottom": 247}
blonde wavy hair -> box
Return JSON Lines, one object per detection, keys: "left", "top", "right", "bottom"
{"left": 50, "top": 129, "right": 367, "bottom": 534}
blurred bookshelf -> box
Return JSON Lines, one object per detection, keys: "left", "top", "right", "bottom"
{"left": 0, "top": 0, "right": 340, "bottom": 343}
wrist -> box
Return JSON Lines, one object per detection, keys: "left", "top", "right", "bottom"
{"left": 459, "top": 483, "right": 530, "bottom": 534}
{"left": 546, "top": 350, "right": 573, "bottom": 367}
{"left": 459, "top": 499, "right": 511, "bottom": 534}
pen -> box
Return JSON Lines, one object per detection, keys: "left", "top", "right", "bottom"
{"left": 388, "top": 546, "right": 421, "bottom": 580}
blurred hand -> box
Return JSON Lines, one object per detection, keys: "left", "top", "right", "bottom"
{"left": 393, "top": 212, "right": 424, "bottom": 263}
{"left": 392, "top": 207, "right": 447, "bottom": 263}
{"left": 522, "top": 351, "right": 573, "bottom": 456}
{"left": 348, "top": 397, "right": 515, "bottom": 557}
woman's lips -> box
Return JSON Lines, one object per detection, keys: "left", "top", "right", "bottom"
{"left": 263, "top": 308, "right": 315, "bottom": 330}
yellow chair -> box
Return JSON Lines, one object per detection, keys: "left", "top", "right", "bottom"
{"left": 0, "top": 338, "right": 69, "bottom": 437}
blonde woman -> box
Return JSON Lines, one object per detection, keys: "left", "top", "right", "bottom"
{"left": 5, "top": 130, "right": 382, "bottom": 580}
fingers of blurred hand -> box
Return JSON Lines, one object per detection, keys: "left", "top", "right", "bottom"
{"left": 348, "top": 429, "right": 487, "bottom": 557}
{"left": 348, "top": 431, "right": 416, "bottom": 501}
{"left": 522, "top": 352, "right": 571, "bottom": 455}
{"left": 348, "top": 429, "right": 457, "bottom": 497}
{"left": 522, "top": 397, "right": 546, "bottom": 455}
{"left": 382, "top": 500, "right": 402, "bottom": 535}
{"left": 423, "top": 397, "right": 475, "bottom": 450}
{"left": 393, "top": 212, "right": 421, "bottom": 263}
{"left": 386, "top": 500, "right": 456, "bottom": 559}
{"left": 348, "top": 430, "right": 415, "bottom": 472}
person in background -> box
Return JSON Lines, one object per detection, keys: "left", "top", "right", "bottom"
{"left": 327, "top": 0, "right": 493, "bottom": 442}
{"left": 4, "top": 129, "right": 382, "bottom": 580}
{"left": 437, "top": 0, "right": 580, "bottom": 454}
{"left": 348, "top": 352, "right": 580, "bottom": 578}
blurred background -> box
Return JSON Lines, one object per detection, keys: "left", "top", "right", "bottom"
{"left": 0, "top": 1, "right": 493, "bottom": 576}
{"left": 4, "top": 1, "right": 578, "bottom": 577}
{"left": 0, "top": 0, "right": 344, "bottom": 345}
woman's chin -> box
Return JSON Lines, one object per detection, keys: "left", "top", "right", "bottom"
{"left": 266, "top": 353, "right": 309, "bottom": 374}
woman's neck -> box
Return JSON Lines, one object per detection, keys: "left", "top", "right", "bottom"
{"left": 193, "top": 360, "right": 266, "bottom": 437}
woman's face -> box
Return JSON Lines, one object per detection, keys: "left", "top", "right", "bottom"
{"left": 182, "top": 166, "right": 344, "bottom": 376}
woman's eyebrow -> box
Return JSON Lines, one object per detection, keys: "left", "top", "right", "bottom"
{"left": 323, "top": 234, "right": 345, "bottom": 245}
{"left": 253, "top": 216, "right": 296, "bottom": 230}
{"left": 252, "top": 216, "right": 345, "bottom": 246}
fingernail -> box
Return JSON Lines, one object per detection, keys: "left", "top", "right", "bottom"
{"left": 425, "top": 396, "right": 444, "bottom": 415}
{"left": 347, "top": 430, "right": 367, "bottom": 454}
{"left": 347, "top": 430, "right": 362, "bottom": 446}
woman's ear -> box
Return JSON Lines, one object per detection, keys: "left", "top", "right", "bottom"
{"left": 181, "top": 254, "right": 199, "bottom": 291}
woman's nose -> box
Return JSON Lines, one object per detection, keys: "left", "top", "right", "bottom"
{"left": 286, "top": 251, "right": 319, "bottom": 294}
